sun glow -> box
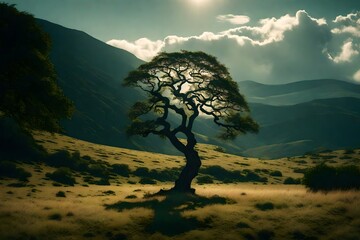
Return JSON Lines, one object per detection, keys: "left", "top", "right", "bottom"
{"left": 188, "top": 0, "right": 211, "bottom": 7}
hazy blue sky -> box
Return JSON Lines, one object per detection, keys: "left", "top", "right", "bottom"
{"left": 4, "top": 0, "right": 360, "bottom": 83}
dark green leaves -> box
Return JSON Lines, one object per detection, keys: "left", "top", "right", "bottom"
{"left": 124, "top": 50, "right": 258, "bottom": 140}
{"left": 0, "top": 3, "right": 74, "bottom": 132}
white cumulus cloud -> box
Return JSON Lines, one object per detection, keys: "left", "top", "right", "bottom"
{"left": 217, "top": 14, "right": 250, "bottom": 25}
{"left": 107, "top": 38, "right": 164, "bottom": 61}
{"left": 107, "top": 10, "right": 360, "bottom": 83}
{"left": 332, "top": 11, "right": 360, "bottom": 37}
{"left": 333, "top": 41, "right": 359, "bottom": 63}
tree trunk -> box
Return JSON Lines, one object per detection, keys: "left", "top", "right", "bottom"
{"left": 172, "top": 148, "right": 201, "bottom": 193}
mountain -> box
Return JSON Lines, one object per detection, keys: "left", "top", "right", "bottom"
{"left": 37, "top": 19, "right": 182, "bottom": 154}
{"left": 238, "top": 79, "right": 360, "bottom": 105}
{"left": 234, "top": 97, "right": 360, "bottom": 158}
{"left": 37, "top": 19, "right": 360, "bottom": 158}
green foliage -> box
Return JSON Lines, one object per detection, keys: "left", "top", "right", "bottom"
{"left": 46, "top": 150, "right": 88, "bottom": 171}
{"left": 139, "top": 177, "right": 156, "bottom": 184}
{"left": 200, "top": 166, "right": 243, "bottom": 182}
{"left": 269, "top": 170, "right": 283, "bottom": 177}
{"left": 0, "top": 117, "right": 45, "bottom": 162}
{"left": 111, "top": 164, "right": 131, "bottom": 177}
{"left": 46, "top": 167, "right": 76, "bottom": 186}
{"left": 255, "top": 202, "right": 275, "bottom": 211}
{"left": 124, "top": 50, "right": 258, "bottom": 141}
{"left": 303, "top": 163, "right": 360, "bottom": 191}
{"left": 132, "top": 167, "right": 180, "bottom": 182}
{"left": 196, "top": 175, "right": 214, "bottom": 184}
{"left": 0, "top": 3, "right": 74, "bottom": 132}
{"left": 48, "top": 213, "right": 62, "bottom": 221}
{"left": 199, "top": 166, "right": 267, "bottom": 183}
{"left": 283, "top": 177, "right": 301, "bottom": 185}
{"left": 0, "top": 161, "right": 31, "bottom": 181}
{"left": 56, "top": 191, "right": 66, "bottom": 197}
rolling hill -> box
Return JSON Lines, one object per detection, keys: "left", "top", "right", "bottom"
{"left": 37, "top": 19, "right": 360, "bottom": 158}
{"left": 238, "top": 79, "right": 360, "bottom": 105}
{"left": 37, "top": 19, "right": 183, "bottom": 154}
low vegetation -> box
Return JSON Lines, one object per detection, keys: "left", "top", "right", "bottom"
{"left": 0, "top": 132, "right": 359, "bottom": 239}
{"left": 303, "top": 163, "right": 360, "bottom": 191}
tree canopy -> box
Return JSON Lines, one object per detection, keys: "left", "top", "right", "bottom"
{"left": 124, "top": 50, "right": 258, "bottom": 192}
{"left": 0, "top": 3, "right": 73, "bottom": 132}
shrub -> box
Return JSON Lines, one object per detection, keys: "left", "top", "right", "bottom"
{"left": 284, "top": 177, "right": 301, "bottom": 185}
{"left": 48, "top": 213, "right": 62, "bottom": 221}
{"left": 148, "top": 168, "right": 180, "bottom": 182}
{"left": 244, "top": 171, "right": 268, "bottom": 182}
{"left": 196, "top": 175, "right": 214, "bottom": 184}
{"left": 0, "top": 161, "right": 31, "bottom": 181}
{"left": 303, "top": 163, "right": 360, "bottom": 191}
{"left": 139, "top": 177, "right": 156, "bottom": 184}
{"left": 46, "top": 150, "right": 88, "bottom": 172}
{"left": 133, "top": 167, "right": 149, "bottom": 177}
{"left": 93, "top": 178, "right": 110, "bottom": 185}
{"left": 257, "top": 229, "right": 275, "bottom": 240}
{"left": 87, "top": 164, "right": 108, "bottom": 178}
{"left": 200, "top": 166, "right": 244, "bottom": 182}
{"left": 255, "top": 202, "right": 274, "bottom": 211}
{"left": 56, "top": 191, "right": 66, "bottom": 197}
{"left": 269, "top": 170, "right": 282, "bottom": 177}
{"left": 111, "top": 164, "right": 130, "bottom": 177}
{"left": 46, "top": 167, "right": 76, "bottom": 186}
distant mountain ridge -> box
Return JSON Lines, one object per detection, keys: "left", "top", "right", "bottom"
{"left": 37, "top": 19, "right": 360, "bottom": 158}
{"left": 238, "top": 79, "right": 360, "bottom": 105}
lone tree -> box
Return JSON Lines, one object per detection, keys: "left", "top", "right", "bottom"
{"left": 124, "top": 51, "right": 258, "bottom": 193}
{"left": 0, "top": 3, "right": 73, "bottom": 133}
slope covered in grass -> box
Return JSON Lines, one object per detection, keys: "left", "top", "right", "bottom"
{"left": 0, "top": 132, "right": 359, "bottom": 240}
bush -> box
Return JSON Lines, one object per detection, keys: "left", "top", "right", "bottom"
{"left": 284, "top": 177, "right": 301, "bottom": 185}
{"left": 255, "top": 202, "right": 274, "bottom": 211}
{"left": 269, "top": 170, "right": 282, "bottom": 177}
{"left": 56, "top": 191, "right": 66, "bottom": 197}
{"left": 133, "top": 167, "right": 149, "bottom": 177}
{"left": 148, "top": 168, "right": 179, "bottom": 182}
{"left": 0, "top": 161, "right": 31, "bottom": 181}
{"left": 303, "top": 163, "right": 360, "bottom": 191}
{"left": 87, "top": 164, "right": 109, "bottom": 178}
{"left": 244, "top": 171, "right": 268, "bottom": 182}
{"left": 46, "top": 150, "right": 88, "bottom": 172}
{"left": 139, "top": 177, "right": 156, "bottom": 184}
{"left": 200, "top": 166, "right": 244, "bottom": 182}
{"left": 196, "top": 175, "right": 214, "bottom": 184}
{"left": 46, "top": 167, "right": 76, "bottom": 186}
{"left": 111, "top": 164, "right": 130, "bottom": 177}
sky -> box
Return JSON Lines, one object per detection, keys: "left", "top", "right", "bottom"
{"left": 5, "top": 0, "right": 360, "bottom": 84}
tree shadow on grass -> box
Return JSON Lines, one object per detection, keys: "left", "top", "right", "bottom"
{"left": 105, "top": 193, "right": 234, "bottom": 236}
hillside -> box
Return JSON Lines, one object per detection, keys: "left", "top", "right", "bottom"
{"left": 1, "top": 132, "right": 359, "bottom": 240}
{"left": 238, "top": 79, "right": 360, "bottom": 105}
{"left": 37, "top": 19, "right": 186, "bottom": 154}
{"left": 36, "top": 19, "right": 360, "bottom": 158}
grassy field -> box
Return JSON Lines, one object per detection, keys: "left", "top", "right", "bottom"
{"left": 0, "top": 132, "right": 359, "bottom": 240}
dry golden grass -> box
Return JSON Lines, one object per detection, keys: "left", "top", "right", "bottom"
{"left": 0, "top": 132, "right": 359, "bottom": 239}
{"left": 1, "top": 184, "right": 359, "bottom": 240}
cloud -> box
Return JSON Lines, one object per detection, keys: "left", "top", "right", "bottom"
{"left": 108, "top": 10, "right": 360, "bottom": 83}
{"left": 353, "top": 69, "right": 360, "bottom": 82}
{"left": 332, "top": 11, "right": 360, "bottom": 37}
{"left": 217, "top": 14, "right": 250, "bottom": 25}
{"left": 106, "top": 38, "right": 164, "bottom": 61}
{"left": 333, "top": 41, "right": 359, "bottom": 63}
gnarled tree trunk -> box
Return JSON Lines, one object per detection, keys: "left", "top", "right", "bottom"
{"left": 172, "top": 148, "right": 201, "bottom": 193}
